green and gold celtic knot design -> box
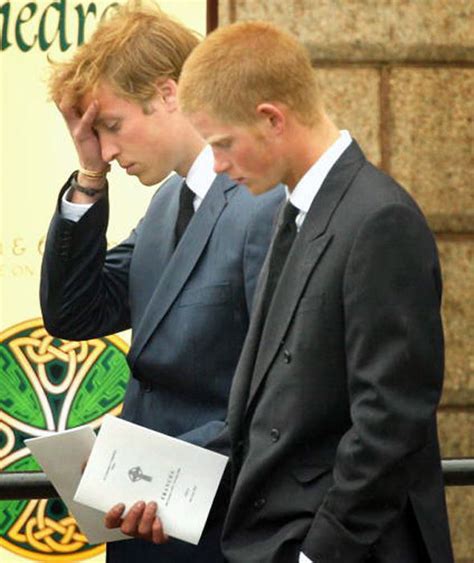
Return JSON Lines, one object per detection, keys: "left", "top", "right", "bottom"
{"left": 0, "top": 318, "right": 130, "bottom": 561}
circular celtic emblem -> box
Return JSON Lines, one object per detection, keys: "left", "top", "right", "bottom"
{"left": 0, "top": 318, "right": 130, "bottom": 560}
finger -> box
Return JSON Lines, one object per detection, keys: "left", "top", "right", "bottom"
{"left": 137, "top": 501, "right": 158, "bottom": 538}
{"left": 151, "top": 514, "right": 168, "bottom": 544}
{"left": 59, "top": 102, "right": 81, "bottom": 124}
{"left": 104, "top": 503, "right": 125, "bottom": 529}
{"left": 79, "top": 99, "right": 100, "bottom": 132}
{"left": 58, "top": 93, "right": 80, "bottom": 121}
{"left": 120, "top": 501, "right": 146, "bottom": 536}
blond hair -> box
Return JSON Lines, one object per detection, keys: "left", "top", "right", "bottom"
{"left": 179, "top": 21, "right": 322, "bottom": 126}
{"left": 48, "top": 0, "right": 199, "bottom": 107}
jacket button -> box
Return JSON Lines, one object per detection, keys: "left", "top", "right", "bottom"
{"left": 253, "top": 497, "right": 266, "bottom": 510}
{"left": 142, "top": 381, "right": 153, "bottom": 393}
{"left": 283, "top": 350, "right": 292, "bottom": 363}
{"left": 270, "top": 428, "right": 280, "bottom": 442}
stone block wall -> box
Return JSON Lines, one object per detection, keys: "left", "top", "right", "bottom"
{"left": 218, "top": 1, "right": 473, "bottom": 560}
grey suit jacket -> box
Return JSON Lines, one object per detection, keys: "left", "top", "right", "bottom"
{"left": 40, "top": 172, "right": 283, "bottom": 562}
{"left": 221, "top": 141, "right": 453, "bottom": 563}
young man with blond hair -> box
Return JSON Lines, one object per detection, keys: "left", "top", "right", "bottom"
{"left": 177, "top": 21, "right": 453, "bottom": 563}
{"left": 40, "top": 5, "right": 282, "bottom": 562}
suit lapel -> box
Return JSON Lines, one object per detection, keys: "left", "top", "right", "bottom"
{"left": 245, "top": 233, "right": 333, "bottom": 409}
{"left": 148, "top": 178, "right": 181, "bottom": 283}
{"left": 128, "top": 175, "right": 237, "bottom": 369}
{"left": 245, "top": 141, "right": 366, "bottom": 412}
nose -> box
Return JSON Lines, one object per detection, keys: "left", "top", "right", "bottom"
{"left": 100, "top": 136, "right": 119, "bottom": 163}
{"left": 212, "top": 152, "right": 231, "bottom": 174}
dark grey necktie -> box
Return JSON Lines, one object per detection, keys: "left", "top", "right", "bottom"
{"left": 174, "top": 181, "right": 195, "bottom": 246}
{"left": 261, "top": 201, "right": 299, "bottom": 319}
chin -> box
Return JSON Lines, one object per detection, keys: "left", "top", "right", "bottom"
{"left": 140, "top": 171, "right": 169, "bottom": 187}
{"left": 139, "top": 177, "right": 157, "bottom": 186}
{"left": 248, "top": 182, "right": 273, "bottom": 196}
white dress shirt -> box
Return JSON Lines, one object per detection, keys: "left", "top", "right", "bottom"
{"left": 61, "top": 144, "right": 217, "bottom": 221}
{"left": 184, "top": 144, "right": 217, "bottom": 210}
{"left": 290, "top": 130, "right": 352, "bottom": 563}
{"left": 288, "top": 129, "right": 352, "bottom": 231}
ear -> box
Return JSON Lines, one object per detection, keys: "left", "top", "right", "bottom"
{"left": 155, "top": 78, "right": 179, "bottom": 112}
{"left": 256, "top": 103, "right": 285, "bottom": 135}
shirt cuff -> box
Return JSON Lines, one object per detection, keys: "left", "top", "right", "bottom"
{"left": 61, "top": 188, "right": 94, "bottom": 222}
{"left": 299, "top": 552, "right": 313, "bottom": 563}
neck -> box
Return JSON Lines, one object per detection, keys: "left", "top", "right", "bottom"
{"left": 284, "top": 113, "right": 340, "bottom": 191}
{"left": 175, "top": 121, "right": 207, "bottom": 177}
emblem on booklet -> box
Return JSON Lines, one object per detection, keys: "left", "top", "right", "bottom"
{"left": 128, "top": 466, "right": 153, "bottom": 482}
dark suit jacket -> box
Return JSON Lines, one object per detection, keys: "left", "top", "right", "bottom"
{"left": 40, "top": 172, "right": 283, "bottom": 562}
{"left": 221, "top": 141, "right": 454, "bottom": 563}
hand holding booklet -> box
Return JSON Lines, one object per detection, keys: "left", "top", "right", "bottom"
{"left": 75, "top": 415, "right": 228, "bottom": 545}
{"left": 27, "top": 415, "right": 228, "bottom": 546}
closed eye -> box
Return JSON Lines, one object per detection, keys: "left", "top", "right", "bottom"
{"left": 95, "top": 119, "right": 121, "bottom": 133}
{"left": 213, "top": 140, "right": 232, "bottom": 149}
{"left": 103, "top": 120, "right": 120, "bottom": 133}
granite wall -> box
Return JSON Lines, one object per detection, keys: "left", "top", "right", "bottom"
{"left": 218, "top": 1, "right": 473, "bottom": 560}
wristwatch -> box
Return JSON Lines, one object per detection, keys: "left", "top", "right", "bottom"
{"left": 70, "top": 172, "right": 106, "bottom": 197}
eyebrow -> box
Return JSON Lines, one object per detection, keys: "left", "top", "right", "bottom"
{"left": 93, "top": 115, "right": 121, "bottom": 126}
{"left": 207, "top": 134, "right": 231, "bottom": 144}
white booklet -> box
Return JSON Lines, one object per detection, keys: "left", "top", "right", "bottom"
{"left": 25, "top": 426, "right": 130, "bottom": 545}
{"left": 74, "top": 415, "right": 229, "bottom": 545}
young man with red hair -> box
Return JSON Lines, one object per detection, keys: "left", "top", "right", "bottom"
{"left": 174, "top": 20, "right": 453, "bottom": 563}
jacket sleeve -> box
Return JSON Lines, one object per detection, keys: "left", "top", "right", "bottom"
{"left": 40, "top": 176, "right": 140, "bottom": 340}
{"left": 302, "top": 203, "right": 444, "bottom": 561}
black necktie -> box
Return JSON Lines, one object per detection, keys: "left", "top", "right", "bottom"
{"left": 261, "top": 201, "right": 299, "bottom": 319}
{"left": 175, "top": 181, "right": 195, "bottom": 246}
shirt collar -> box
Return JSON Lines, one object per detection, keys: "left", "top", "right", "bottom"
{"left": 287, "top": 130, "right": 352, "bottom": 212}
{"left": 185, "top": 144, "right": 217, "bottom": 200}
